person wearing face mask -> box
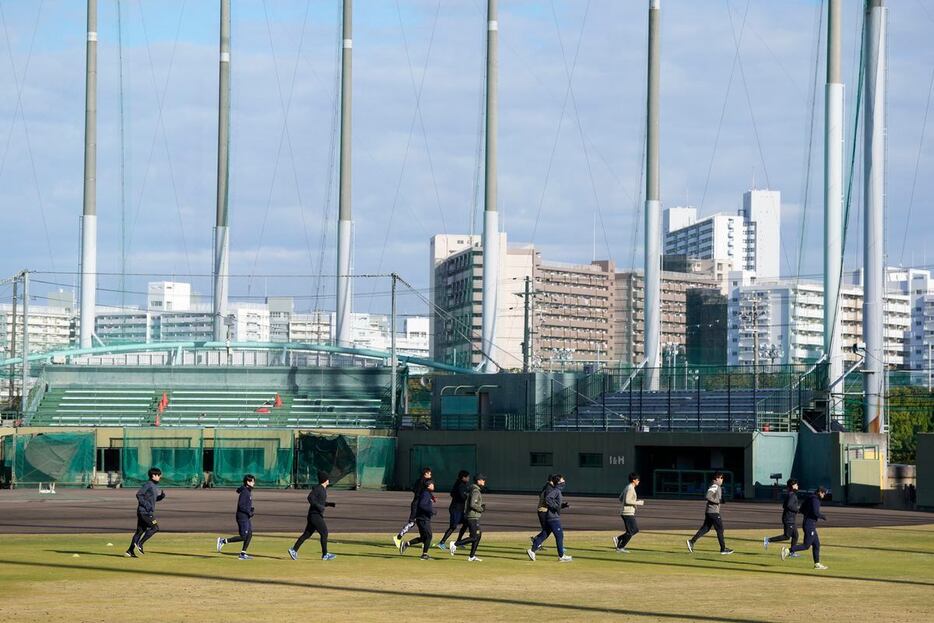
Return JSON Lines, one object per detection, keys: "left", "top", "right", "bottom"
{"left": 449, "top": 473, "right": 486, "bottom": 562}
{"left": 527, "top": 474, "right": 572, "bottom": 562}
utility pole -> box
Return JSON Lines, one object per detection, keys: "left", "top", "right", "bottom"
{"left": 480, "top": 0, "right": 501, "bottom": 373}
{"left": 213, "top": 0, "right": 232, "bottom": 341}
{"left": 739, "top": 293, "right": 767, "bottom": 387}
{"left": 520, "top": 275, "right": 533, "bottom": 373}
{"left": 390, "top": 273, "right": 398, "bottom": 417}
{"left": 22, "top": 271, "right": 30, "bottom": 405}
{"left": 824, "top": 0, "right": 844, "bottom": 415}
{"left": 335, "top": 0, "right": 354, "bottom": 348}
{"left": 8, "top": 277, "right": 17, "bottom": 402}
{"left": 79, "top": 0, "right": 98, "bottom": 348}
{"left": 644, "top": 0, "right": 662, "bottom": 390}
{"left": 863, "top": 0, "right": 886, "bottom": 434}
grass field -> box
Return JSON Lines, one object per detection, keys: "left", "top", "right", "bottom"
{"left": 1, "top": 526, "right": 931, "bottom": 622}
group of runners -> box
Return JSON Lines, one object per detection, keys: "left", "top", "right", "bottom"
{"left": 125, "top": 467, "right": 829, "bottom": 570}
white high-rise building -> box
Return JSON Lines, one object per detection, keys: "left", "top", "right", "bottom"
{"left": 664, "top": 189, "right": 781, "bottom": 279}
{"left": 147, "top": 281, "right": 192, "bottom": 312}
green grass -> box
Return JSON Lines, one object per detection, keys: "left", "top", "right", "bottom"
{"left": 1, "top": 527, "right": 932, "bottom": 622}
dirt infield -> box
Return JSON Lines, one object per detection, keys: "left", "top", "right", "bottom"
{"left": 0, "top": 488, "right": 929, "bottom": 535}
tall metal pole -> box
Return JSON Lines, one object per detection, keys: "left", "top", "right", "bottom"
{"left": 79, "top": 0, "right": 98, "bottom": 348}
{"left": 644, "top": 0, "right": 662, "bottom": 390}
{"left": 863, "top": 0, "right": 886, "bottom": 433}
{"left": 213, "top": 0, "right": 232, "bottom": 341}
{"left": 480, "top": 0, "right": 500, "bottom": 373}
{"left": 21, "top": 272, "right": 30, "bottom": 404}
{"left": 335, "top": 0, "right": 354, "bottom": 347}
{"left": 390, "top": 274, "right": 398, "bottom": 417}
{"left": 824, "top": 0, "right": 844, "bottom": 416}
{"left": 522, "top": 275, "right": 531, "bottom": 373}
{"left": 8, "top": 277, "right": 17, "bottom": 402}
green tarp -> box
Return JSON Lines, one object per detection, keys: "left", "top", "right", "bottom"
{"left": 3, "top": 432, "right": 95, "bottom": 486}
{"left": 213, "top": 430, "right": 294, "bottom": 488}
{"left": 123, "top": 430, "right": 203, "bottom": 487}
{"left": 296, "top": 433, "right": 396, "bottom": 490}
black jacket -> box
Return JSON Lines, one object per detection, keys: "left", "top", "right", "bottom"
{"left": 780, "top": 490, "right": 800, "bottom": 525}
{"left": 544, "top": 484, "right": 565, "bottom": 521}
{"left": 800, "top": 493, "right": 827, "bottom": 524}
{"left": 415, "top": 488, "right": 435, "bottom": 519}
{"left": 236, "top": 485, "right": 254, "bottom": 519}
{"left": 449, "top": 480, "right": 470, "bottom": 511}
{"left": 136, "top": 480, "right": 165, "bottom": 516}
{"left": 307, "top": 484, "right": 328, "bottom": 516}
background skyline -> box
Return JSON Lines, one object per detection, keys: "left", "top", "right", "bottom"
{"left": 1, "top": 0, "right": 933, "bottom": 315}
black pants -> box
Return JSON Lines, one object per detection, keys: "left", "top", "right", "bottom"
{"left": 454, "top": 518, "right": 482, "bottom": 557}
{"left": 690, "top": 514, "right": 726, "bottom": 551}
{"left": 225, "top": 516, "right": 253, "bottom": 552}
{"left": 408, "top": 517, "right": 432, "bottom": 554}
{"left": 293, "top": 513, "right": 328, "bottom": 556}
{"left": 129, "top": 513, "right": 159, "bottom": 552}
{"left": 767, "top": 523, "right": 798, "bottom": 548}
{"left": 790, "top": 521, "right": 820, "bottom": 563}
{"left": 440, "top": 508, "right": 465, "bottom": 544}
{"left": 617, "top": 515, "right": 639, "bottom": 548}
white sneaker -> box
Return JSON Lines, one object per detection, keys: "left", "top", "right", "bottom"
{"left": 814, "top": 563, "right": 828, "bottom": 570}
{"left": 526, "top": 548, "right": 536, "bottom": 562}
{"left": 216, "top": 537, "right": 224, "bottom": 553}
{"left": 467, "top": 556, "right": 483, "bottom": 562}
{"left": 780, "top": 547, "right": 789, "bottom": 561}
{"left": 449, "top": 543, "right": 457, "bottom": 556}
{"left": 558, "top": 555, "right": 573, "bottom": 563}
{"left": 612, "top": 536, "right": 620, "bottom": 550}
{"left": 686, "top": 539, "right": 694, "bottom": 553}
{"left": 762, "top": 536, "right": 769, "bottom": 550}
{"left": 617, "top": 548, "right": 630, "bottom": 554}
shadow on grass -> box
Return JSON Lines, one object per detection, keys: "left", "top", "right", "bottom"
{"left": 49, "top": 549, "right": 216, "bottom": 560}
{"left": 0, "top": 558, "right": 772, "bottom": 623}
{"left": 725, "top": 534, "right": 934, "bottom": 556}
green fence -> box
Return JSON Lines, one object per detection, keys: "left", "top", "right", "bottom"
{"left": 296, "top": 433, "right": 396, "bottom": 490}
{"left": 407, "top": 444, "right": 477, "bottom": 488}
{"left": 2, "top": 432, "right": 96, "bottom": 486}
{"left": 214, "top": 429, "right": 294, "bottom": 488}
{"left": 123, "top": 429, "right": 204, "bottom": 487}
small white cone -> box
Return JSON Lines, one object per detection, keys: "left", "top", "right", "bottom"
{"left": 72, "top": 554, "right": 80, "bottom": 558}
{"left": 107, "top": 543, "right": 114, "bottom": 547}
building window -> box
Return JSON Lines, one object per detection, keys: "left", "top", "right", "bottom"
{"left": 530, "top": 452, "right": 553, "bottom": 467}
{"left": 578, "top": 452, "right": 602, "bottom": 468}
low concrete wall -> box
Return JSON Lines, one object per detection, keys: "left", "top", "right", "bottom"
{"left": 395, "top": 430, "right": 758, "bottom": 496}
{"left": 918, "top": 434, "right": 934, "bottom": 509}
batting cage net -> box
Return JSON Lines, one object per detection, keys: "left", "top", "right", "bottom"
{"left": 213, "top": 429, "right": 294, "bottom": 488}
{"left": 122, "top": 429, "right": 204, "bottom": 487}
{"left": 295, "top": 433, "right": 396, "bottom": 490}
{"left": 1, "top": 431, "right": 96, "bottom": 486}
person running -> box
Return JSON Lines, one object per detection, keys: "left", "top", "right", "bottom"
{"left": 438, "top": 470, "right": 471, "bottom": 550}
{"left": 126, "top": 467, "right": 165, "bottom": 558}
{"left": 614, "top": 472, "right": 644, "bottom": 553}
{"left": 400, "top": 479, "right": 436, "bottom": 560}
{"left": 783, "top": 486, "right": 828, "bottom": 570}
{"left": 288, "top": 471, "right": 337, "bottom": 561}
{"left": 393, "top": 466, "right": 432, "bottom": 548}
{"left": 216, "top": 474, "right": 256, "bottom": 560}
{"left": 527, "top": 474, "right": 572, "bottom": 562}
{"left": 529, "top": 475, "right": 553, "bottom": 552}
{"left": 686, "top": 472, "right": 734, "bottom": 555}
{"left": 450, "top": 473, "right": 486, "bottom": 562}
{"left": 763, "top": 478, "right": 800, "bottom": 554}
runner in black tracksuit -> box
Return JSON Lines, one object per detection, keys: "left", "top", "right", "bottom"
{"left": 529, "top": 476, "right": 553, "bottom": 552}
{"left": 126, "top": 467, "right": 165, "bottom": 557}
{"left": 217, "top": 474, "right": 256, "bottom": 560}
{"left": 687, "top": 472, "right": 734, "bottom": 555}
{"left": 764, "top": 478, "right": 800, "bottom": 552}
{"left": 393, "top": 467, "right": 432, "bottom": 547}
{"left": 289, "top": 471, "right": 337, "bottom": 561}
{"left": 438, "top": 471, "right": 471, "bottom": 550}
{"left": 527, "top": 474, "right": 572, "bottom": 562}
{"left": 449, "top": 474, "right": 487, "bottom": 561}
{"left": 784, "top": 487, "right": 828, "bottom": 570}
{"left": 400, "top": 479, "right": 436, "bottom": 560}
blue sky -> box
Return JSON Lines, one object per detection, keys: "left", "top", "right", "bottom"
{"left": 0, "top": 0, "right": 933, "bottom": 316}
